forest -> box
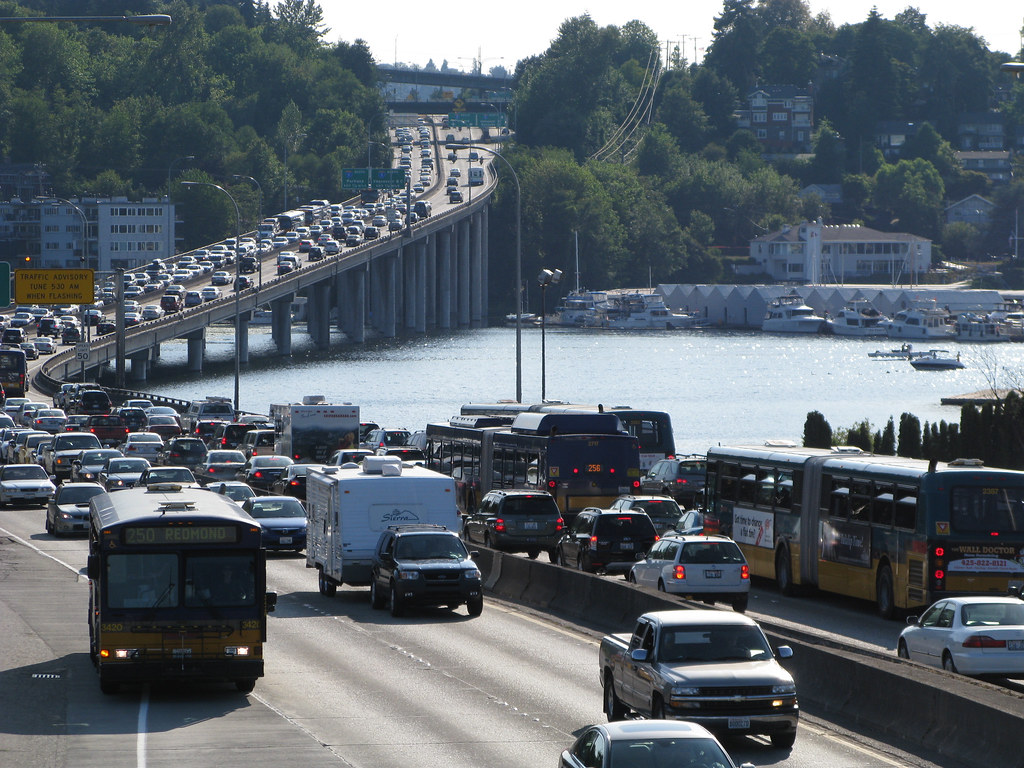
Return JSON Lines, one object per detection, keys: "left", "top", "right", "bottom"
{"left": 6, "top": 0, "right": 1024, "bottom": 310}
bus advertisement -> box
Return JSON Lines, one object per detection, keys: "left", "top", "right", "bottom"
{"left": 0, "top": 347, "right": 27, "bottom": 398}
{"left": 87, "top": 485, "right": 277, "bottom": 694}
{"left": 426, "top": 412, "right": 641, "bottom": 521}
{"left": 704, "top": 443, "right": 1024, "bottom": 618}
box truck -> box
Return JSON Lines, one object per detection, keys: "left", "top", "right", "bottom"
{"left": 271, "top": 397, "right": 359, "bottom": 463}
{"left": 305, "top": 457, "right": 461, "bottom": 594}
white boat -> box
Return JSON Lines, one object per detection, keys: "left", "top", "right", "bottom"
{"left": 887, "top": 302, "right": 954, "bottom": 339}
{"left": 909, "top": 349, "right": 965, "bottom": 370}
{"left": 585, "top": 291, "right": 708, "bottom": 330}
{"left": 761, "top": 295, "right": 826, "bottom": 334}
{"left": 953, "top": 313, "right": 1009, "bottom": 343}
{"left": 548, "top": 289, "right": 607, "bottom": 327}
{"left": 828, "top": 302, "right": 889, "bottom": 337}
{"left": 504, "top": 312, "right": 539, "bottom": 326}
{"left": 868, "top": 343, "right": 925, "bottom": 359}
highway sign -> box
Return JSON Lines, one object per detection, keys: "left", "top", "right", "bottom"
{"left": 0, "top": 262, "right": 9, "bottom": 306}
{"left": 370, "top": 169, "right": 407, "bottom": 190}
{"left": 341, "top": 168, "right": 369, "bottom": 190}
{"left": 15, "top": 269, "right": 94, "bottom": 304}
{"left": 75, "top": 342, "right": 90, "bottom": 361}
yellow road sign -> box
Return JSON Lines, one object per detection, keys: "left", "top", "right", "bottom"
{"left": 15, "top": 269, "right": 94, "bottom": 304}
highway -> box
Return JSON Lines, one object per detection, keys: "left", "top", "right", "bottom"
{"left": 0, "top": 503, "right": 967, "bottom": 768}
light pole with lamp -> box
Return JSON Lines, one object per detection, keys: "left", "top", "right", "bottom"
{"left": 446, "top": 142, "right": 523, "bottom": 401}
{"left": 233, "top": 174, "right": 263, "bottom": 286}
{"left": 167, "top": 155, "right": 194, "bottom": 258}
{"left": 48, "top": 197, "right": 91, "bottom": 382}
{"left": 537, "top": 268, "right": 562, "bottom": 401}
{"left": 283, "top": 131, "right": 306, "bottom": 211}
{"left": 180, "top": 181, "right": 242, "bottom": 415}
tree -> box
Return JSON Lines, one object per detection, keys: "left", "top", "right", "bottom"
{"left": 942, "top": 222, "right": 982, "bottom": 261}
{"left": 758, "top": 27, "right": 816, "bottom": 85}
{"left": 654, "top": 79, "right": 710, "bottom": 153}
{"left": 809, "top": 120, "right": 845, "bottom": 183}
{"left": 874, "top": 158, "right": 945, "bottom": 239}
{"left": 704, "top": 0, "right": 762, "bottom": 93}
{"left": 876, "top": 417, "right": 897, "bottom": 454}
{"left": 803, "top": 411, "right": 832, "bottom": 448}
{"left": 897, "top": 412, "right": 922, "bottom": 458}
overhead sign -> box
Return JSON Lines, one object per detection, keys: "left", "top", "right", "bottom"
{"left": 341, "top": 168, "right": 369, "bottom": 190}
{"left": 447, "top": 112, "right": 507, "bottom": 129}
{"left": 15, "top": 268, "right": 94, "bottom": 304}
{"left": 343, "top": 168, "right": 407, "bottom": 191}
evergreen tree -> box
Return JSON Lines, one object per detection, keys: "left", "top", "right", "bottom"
{"left": 878, "top": 417, "right": 897, "bottom": 455}
{"left": 898, "top": 412, "right": 922, "bottom": 458}
{"left": 803, "top": 410, "right": 832, "bottom": 448}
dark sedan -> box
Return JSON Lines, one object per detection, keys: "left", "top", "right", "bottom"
{"left": 269, "top": 463, "right": 325, "bottom": 500}
{"left": 235, "top": 455, "right": 293, "bottom": 491}
{"left": 198, "top": 449, "right": 247, "bottom": 486}
{"left": 240, "top": 495, "right": 307, "bottom": 552}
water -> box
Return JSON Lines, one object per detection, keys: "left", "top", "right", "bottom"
{"left": 142, "top": 325, "right": 1024, "bottom": 455}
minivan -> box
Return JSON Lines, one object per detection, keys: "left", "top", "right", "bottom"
{"left": 77, "top": 389, "right": 113, "bottom": 416}
{"left": 1, "top": 327, "right": 25, "bottom": 346}
{"left": 240, "top": 429, "right": 277, "bottom": 458}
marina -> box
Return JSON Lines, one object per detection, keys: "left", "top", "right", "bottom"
{"left": 141, "top": 324, "right": 1024, "bottom": 456}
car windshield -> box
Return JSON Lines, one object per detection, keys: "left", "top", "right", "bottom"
{"left": 3, "top": 465, "right": 48, "bottom": 480}
{"left": 208, "top": 451, "right": 245, "bottom": 463}
{"left": 82, "top": 450, "right": 120, "bottom": 463}
{"left": 253, "top": 457, "right": 291, "bottom": 468}
{"left": 633, "top": 500, "right": 682, "bottom": 517}
{"left": 148, "top": 416, "right": 177, "bottom": 425}
{"left": 214, "top": 484, "right": 255, "bottom": 502}
{"left": 659, "top": 626, "right": 773, "bottom": 663}
{"left": 608, "top": 737, "right": 730, "bottom": 768}
{"left": 58, "top": 435, "right": 101, "bottom": 450}
{"left": 148, "top": 468, "right": 196, "bottom": 483}
{"left": 394, "top": 535, "right": 468, "bottom": 560}
{"left": 108, "top": 459, "right": 149, "bottom": 473}
{"left": 131, "top": 434, "right": 162, "bottom": 443}
{"left": 248, "top": 499, "right": 305, "bottom": 519}
{"left": 501, "top": 495, "right": 559, "bottom": 515}
{"left": 594, "top": 514, "right": 657, "bottom": 538}
{"left": 57, "top": 486, "right": 105, "bottom": 504}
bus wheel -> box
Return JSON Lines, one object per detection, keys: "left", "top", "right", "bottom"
{"left": 235, "top": 679, "right": 256, "bottom": 693}
{"left": 876, "top": 564, "right": 895, "bottom": 620}
{"left": 318, "top": 571, "right": 337, "bottom": 597}
{"left": 775, "top": 548, "right": 794, "bottom": 596}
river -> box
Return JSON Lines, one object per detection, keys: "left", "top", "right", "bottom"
{"left": 140, "top": 324, "right": 1024, "bottom": 455}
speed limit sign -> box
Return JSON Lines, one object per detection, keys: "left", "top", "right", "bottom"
{"left": 75, "top": 342, "right": 90, "bottom": 361}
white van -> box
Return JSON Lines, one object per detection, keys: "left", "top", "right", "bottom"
{"left": 468, "top": 167, "right": 484, "bottom": 186}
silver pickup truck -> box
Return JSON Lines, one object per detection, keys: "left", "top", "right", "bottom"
{"left": 599, "top": 609, "right": 799, "bottom": 749}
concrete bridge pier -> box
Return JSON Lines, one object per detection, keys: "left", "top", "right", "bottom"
{"left": 438, "top": 228, "right": 452, "bottom": 329}
{"left": 271, "top": 296, "right": 293, "bottom": 356}
{"left": 425, "top": 234, "right": 437, "bottom": 328}
{"left": 343, "top": 268, "right": 366, "bottom": 342}
{"left": 414, "top": 239, "right": 427, "bottom": 333}
{"left": 457, "top": 217, "right": 471, "bottom": 327}
{"left": 308, "top": 282, "right": 332, "bottom": 350}
{"left": 129, "top": 350, "right": 150, "bottom": 382}
{"left": 186, "top": 330, "right": 205, "bottom": 373}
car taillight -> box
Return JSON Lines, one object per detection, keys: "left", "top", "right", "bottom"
{"left": 555, "top": 517, "right": 564, "bottom": 532}
{"left": 254, "top": 471, "right": 263, "bottom": 478}
{"left": 632, "top": 480, "right": 640, "bottom": 489}
{"left": 547, "top": 480, "right": 556, "bottom": 489}
{"left": 741, "top": 564, "right": 750, "bottom": 580}
{"left": 672, "top": 565, "right": 686, "bottom": 580}
{"left": 590, "top": 535, "right": 598, "bottom": 545}
{"left": 676, "top": 478, "right": 687, "bottom": 484}
{"left": 494, "top": 517, "right": 506, "bottom": 532}
{"left": 963, "top": 635, "right": 1006, "bottom": 648}
{"left": 289, "top": 479, "right": 299, "bottom": 487}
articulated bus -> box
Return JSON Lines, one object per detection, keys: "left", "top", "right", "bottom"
{"left": 426, "top": 412, "right": 641, "bottom": 520}
{"left": 0, "top": 347, "right": 28, "bottom": 398}
{"left": 276, "top": 209, "right": 306, "bottom": 232}
{"left": 704, "top": 443, "right": 1024, "bottom": 618}
{"left": 460, "top": 401, "right": 675, "bottom": 470}
{"left": 87, "top": 484, "right": 277, "bottom": 694}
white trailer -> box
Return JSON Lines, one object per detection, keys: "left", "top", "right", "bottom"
{"left": 271, "top": 398, "right": 359, "bottom": 463}
{"left": 306, "top": 456, "right": 460, "bottom": 594}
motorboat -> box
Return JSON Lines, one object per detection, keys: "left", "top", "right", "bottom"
{"left": 586, "top": 291, "right": 708, "bottom": 330}
{"left": 909, "top": 349, "right": 965, "bottom": 370}
{"left": 954, "top": 313, "right": 1009, "bottom": 343}
{"left": 827, "top": 302, "right": 889, "bottom": 337}
{"left": 761, "top": 295, "right": 826, "bottom": 334}
{"left": 548, "top": 290, "right": 607, "bottom": 327}
{"left": 504, "top": 312, "right": 539, "bottom": 326}
{"left": 868, "top": 343, "right": 926, "bottom": 359}
{"left": 887, "top": 302, "right": 954, "bottom": 339}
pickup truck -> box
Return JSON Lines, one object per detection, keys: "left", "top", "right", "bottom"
{"left": 599, "top": 610, "right": 798, "bottom": 749}
{"left": 86, "top": 414, "right": 130, "bottom": 448}
{"left": 39, "top": 431, "right": 102, "bottom": 479}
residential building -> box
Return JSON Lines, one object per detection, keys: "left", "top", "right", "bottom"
{"left": 734, "top": 85, "right": 813, "bottom": 154}
{"left": 874, "top": 121, "right": 918, "bottom": 161}
{"left": 748, "top": 219, "right": 932, "bottom": 284}
{"left": 956, "top": 111, "right": 1005, "bottom": 151}
{"left": 954, "top": 151, "right": 1013, "bottom": 184}
{"left": 945, "top": 194, "right": 995, "bottom": 229}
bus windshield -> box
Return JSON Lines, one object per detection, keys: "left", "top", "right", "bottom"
{"left": 105, "top": 552, "right": 256, "bottom": 609}
{"left": 950, "top": 485, "right": 1024, "bottom": 533}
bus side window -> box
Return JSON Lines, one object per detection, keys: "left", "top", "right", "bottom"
{"left": 756, "top": 475, "right": 775, "bottom": 507}
{"left": 872, "top": 486, "right": 895, "bottom": 526}
{"left": 829, "top": 481, "right": 850, "bottom": 518}
{"left": 895, "top": 490, "right": 917, "bottom": 530}
{"left": 775, "top": 472, "right": 793, "bottom": 511}
{"left": 849, "top": 480, "right": 872, "bottom": 523}
{"left": 738, "top": 471, "right": 758, "bottom": 504}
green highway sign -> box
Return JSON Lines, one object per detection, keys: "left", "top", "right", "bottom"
{"left": 371, "top": 168, "right": 407, "bottom": 190}
{"left": 447, "top": 112, "right": 507, "bottom": 129}
{"left": 341, "top": 168, "right": 369, "bottom": 190}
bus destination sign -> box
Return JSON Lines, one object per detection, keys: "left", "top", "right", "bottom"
{"left": 15, "top": 268, "right": 94, "bottom": 304}
{"left": 123, "top": 525, "right": 239, "bottom": 546}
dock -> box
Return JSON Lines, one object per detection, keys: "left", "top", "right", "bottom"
{"left": 940, "top": 388, "right": 1016, "bottom": 406}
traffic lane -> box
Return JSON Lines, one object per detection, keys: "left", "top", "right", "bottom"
{"left": 262, "top": 557, "right": 944, "bottom": 768}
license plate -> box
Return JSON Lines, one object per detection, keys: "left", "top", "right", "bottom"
{"left": 279, "top": 536, "right": 292, "bottom": 544}
{"left": 1009, "top": 640, "right": 1024, "bottom": 651}
{"left": 619, "top": 541, "right": 634, "bottom": 550}
{"left": 704, "top": 570, "right": 722, "bottom": 578}
{"left": 523, "top": 521, "right": 538, "bottom": 530}
{"left": 727, "top": 717, "right": 750, "bottom": 729}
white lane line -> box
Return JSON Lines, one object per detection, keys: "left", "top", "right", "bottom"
{"left": 137, "top": 687, "right": 150, "bottom": 768}
{"left": 0, "top": 526, "right": 84, "bottom": 577}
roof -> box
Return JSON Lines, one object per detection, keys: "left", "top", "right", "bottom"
{"left": 642, "top": 609, "right": 757, "bottom": 627}
{"left": 597, "top": 720, "right": 718, "bottom": 740}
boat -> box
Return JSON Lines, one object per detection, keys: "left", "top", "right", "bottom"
{"left": 953, "top": 313, "right": 1009, "bottom": 343}
{"left": 909, "top": 349, "right": 965, "bottom": 370}
{"left": 504, "top": 312, "right": 539, "bottom": 326}
{"left": 761, "top": 295, "right": 826, "bottom": 334}
{"left": 548, "top": 289, "right": 607, "bottom": 327}
{"left": 868, "top": 343, "right": 926, "bottom": 359}
{"left": 886, "top": 302, "right": 954, "bottom": 340}
{"left": 585, "top": 291, "right": 708, "bottom": 330}
{"left": 827, "top": 301, "right": 889, "bottom": 338}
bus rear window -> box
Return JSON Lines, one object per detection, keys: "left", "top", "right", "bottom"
{"left": 951, "top": 486, "right": 1024, "bottom": 533}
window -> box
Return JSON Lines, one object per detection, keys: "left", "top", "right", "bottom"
{"left": 772, "top": 112, "right": 788, "bottom": 122}
{"left": 752, "top": 112, "right": 767, "bottom": 123}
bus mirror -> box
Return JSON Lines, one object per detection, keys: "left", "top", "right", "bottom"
{"left": 87, "top": 555, "right": 98, "bottom": 581}
{"left": 265, "top": 591, "right": 278, "bottom": 613}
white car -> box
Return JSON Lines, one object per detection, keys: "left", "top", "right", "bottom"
{"left": 141, "top": 305, "right": 164, "bottom": 321}
{"left": 33, "top": 337, "right": 56, "bottom": 355}
{"left": 629, "top": 534, "right": 750, "bottom": 612}
{"left": 118, "top": 432, "right": 164, "bottom": 460}
{"left": 898, "top": 596, "right": 1024, "bottom": 677}
{"left": 200, "top": 286, "right": 222, "bottom": 302}
{"left": 211, "top": 271, "right": 232, "bottom": 286}
{"left": 0, "top": 463, "right": 56, "bottom": 506}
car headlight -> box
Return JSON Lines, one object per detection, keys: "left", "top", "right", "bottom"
{"left": 671, "top": 686, "right": 700, "bottom": 696}
{"left": 463, "top": 568, "right": 481, "bottom": 579}
{"left": 396, "top": 570, "right": 420, "bottom": 580}
{"left": 772, "top": 683, "right": 796, "bottom": 695}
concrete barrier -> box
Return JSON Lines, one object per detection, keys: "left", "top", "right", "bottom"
{"left": 473, "top": 549, "right": 1024, "bottom": 767}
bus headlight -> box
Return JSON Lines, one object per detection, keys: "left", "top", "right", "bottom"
{"left": 225, "top": 646, "right": 250, "bottom": 656}
{"left": 114, "top": 648, "right": 140, "bottom": 659}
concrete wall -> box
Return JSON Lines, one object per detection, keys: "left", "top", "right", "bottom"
{"left": 474, "top": 549, "right": 1024, "bottom": 767}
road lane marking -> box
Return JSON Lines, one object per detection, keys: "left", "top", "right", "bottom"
{"left": 0, "top": 526, "right": 83, "bottom": 576}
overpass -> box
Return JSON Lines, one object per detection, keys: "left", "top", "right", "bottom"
{"left": 37, "top": 169, "right": 497, "bottom": 393}
{"left": 379, "top": 66, "right": 512, "bottom": 114}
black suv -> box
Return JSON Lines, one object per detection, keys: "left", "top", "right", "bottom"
{"left": 608, "top": 495, "right": 684, "bottom": 534}
{"left": 158, "top": 436, "right": 209, "bottom": 471}
{"left": 369, "top": 525, "right": 483, "bottom": 617}
{"left": 464, "top": 489, "right": 563, "bottom": 562}
{"left": 640, "top": 456, "right": 707, "bottom": 505}
{"left": 555, "top": 508, "right": 658, "bottom": 575}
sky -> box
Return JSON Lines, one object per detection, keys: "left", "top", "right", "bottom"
{"left": 318, "top": 1, "right": 1024, "bottom": 72}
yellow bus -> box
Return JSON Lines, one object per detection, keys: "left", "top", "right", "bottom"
{"left": 705, "top": 444, "right": 1024, "bottom": 618}
{"left": 87, "top": 484, "right": 277, "bottom": 694}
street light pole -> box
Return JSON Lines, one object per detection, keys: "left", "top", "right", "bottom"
{"left": 446, "top": 142, "right": 522, "bottom": 401}
{"left": 46, "top": 196, "right": 91, "bottom": 382}
{"left": 181, "top": 181, "right": 242, "bottom": 414}
{"left": 537, "top": 268, "right": 562, "bottom": 401}
{"left": 167, "top": 155, "right": 194, "bottom": 258}
{"left": 233, "top": 174, "right": 263, "bottom": 286}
